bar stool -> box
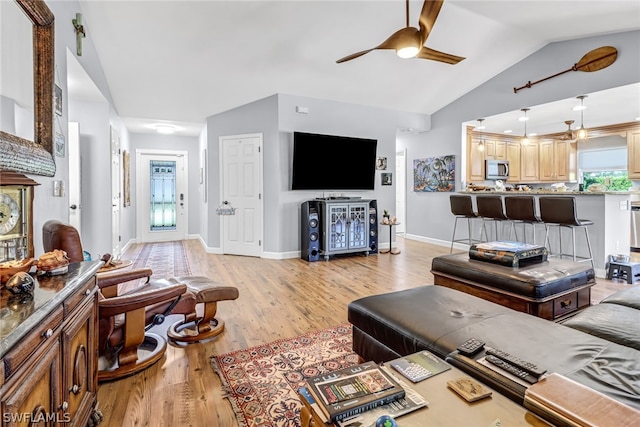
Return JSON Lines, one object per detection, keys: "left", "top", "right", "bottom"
{"left": 539, "top": 196, "right": 594, "bottom": 268}
{"left": 504, "top": 196, "right": 543, "bottom": 244}
{"left": 476, "top": 195, "right": 509, "bottom": 242}
{"left": 449, "top": 195, "right": 481, "bottom": 252}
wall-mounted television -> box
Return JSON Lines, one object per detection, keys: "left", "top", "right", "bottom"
{"left": 291, "top": 131, "right": 377, "bottom": 190}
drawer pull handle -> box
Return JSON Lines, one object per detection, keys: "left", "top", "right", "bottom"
{"left": 42, "top": 328, "right": 53, "bottom": 339}
{"left": 61, "top": 401, "right": 69, "bottom": 411}
{"left": 72, "top": 384, "right": 80, "bottom": 394}
{"left": 85, "top": 289, "right": 91, "bottom": 296}
{"left": 560, "top": 299, "right": 572, "bottom": 308}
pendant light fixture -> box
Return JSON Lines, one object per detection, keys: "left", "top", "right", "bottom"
{"left": 476, "top": 119, "right": 485, "bottom": 152}
{"left": 520, "top": 108, "right": 530, "bottom": 146}
{"left": 563, "top": 120, "right": 575, "bottom": 141}
{"left": 576, "top": 95, "right": 589, "bottom": 140}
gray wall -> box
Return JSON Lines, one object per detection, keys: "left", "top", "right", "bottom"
{"left": 206, "top": 93, "right": 428, "bottom": 255}
{"left": 400, "top": 30, "right": 640, "bottom": 245}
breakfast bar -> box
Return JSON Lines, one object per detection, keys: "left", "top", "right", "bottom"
{"left": 459, "top": 191, "right": 631, "bottom": 276}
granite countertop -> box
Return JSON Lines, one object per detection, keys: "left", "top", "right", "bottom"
{"left": 0, "top": 260, "right": 102, "bottom": 357}
{"left": 459, "top": 190, "right": 631, "bottom": 195}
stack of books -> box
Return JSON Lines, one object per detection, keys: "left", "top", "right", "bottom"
{"left": 299, "top": 361, "right": 406, "bottom": 424}
{"left": 469, "top": 241, "right": 548, "bottom": 267}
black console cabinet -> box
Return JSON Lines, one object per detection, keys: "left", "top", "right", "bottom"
{"left": 300, "top": 198, "right": 377, "bottom": 261}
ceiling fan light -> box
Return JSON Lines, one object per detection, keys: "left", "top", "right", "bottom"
{"left": 397, "top": 45, "right": 419, "bottom": 59}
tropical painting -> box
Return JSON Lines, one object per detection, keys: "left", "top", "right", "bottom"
{"left": 413, "top": 155, "right": 455, "bottom": 192}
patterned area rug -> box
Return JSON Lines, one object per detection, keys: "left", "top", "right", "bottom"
{"left": 211, "top": 324, "right": 359, "bottom": 427}
{"left": 129, "top": 241, "right": 191, "bottom": 278}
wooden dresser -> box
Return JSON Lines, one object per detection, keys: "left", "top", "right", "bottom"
{"left": 1, "top": 261, "right": 101, "bottom": 426}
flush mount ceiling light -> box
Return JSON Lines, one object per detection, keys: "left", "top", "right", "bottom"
{"left": 155, "top": 125, "right": 176, "bottom": 134}
{"left": 576, "top": 95, "right": 589, "bottom": 140}
{"left": 520, "top": 108, "right": 530, "bottom": 145}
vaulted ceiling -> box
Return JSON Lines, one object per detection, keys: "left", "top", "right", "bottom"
{"left": 72, "top": 1, "right": 640, "bottom": 136}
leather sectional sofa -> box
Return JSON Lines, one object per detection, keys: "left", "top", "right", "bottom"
{"left": 348, "top": 284, "right": 640, "bottom": 410}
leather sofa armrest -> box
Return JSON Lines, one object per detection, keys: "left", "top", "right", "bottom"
{"left": 99, "top": 283, "right": 187, "bottom": 317}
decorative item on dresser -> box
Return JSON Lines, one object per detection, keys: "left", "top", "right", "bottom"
{"left": 0, "top": 171, "right": 39, "bottom": 262}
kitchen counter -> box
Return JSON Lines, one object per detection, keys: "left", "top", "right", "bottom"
{"left": 459, "top": 192, "right": 630, "bottom": 277}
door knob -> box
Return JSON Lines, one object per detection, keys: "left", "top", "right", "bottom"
{"left": 70, "top": 204, "right": 78, "bottom": 209}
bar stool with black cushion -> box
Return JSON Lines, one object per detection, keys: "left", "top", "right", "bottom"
{"left": 539, "top": 196, "right": 594, "bottom": 269}
{"left": 449, "top": 195, "right": 481, "bottom": 252}
{"left": 504, "top": 196, "right": 543, "bottom": 244}
{"left": 476, "top": 195, "right": 509, "bottom": 242}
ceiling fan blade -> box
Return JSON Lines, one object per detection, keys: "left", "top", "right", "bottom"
{"left": 418, "top": 0, "right": 444, "bottom": 45}
{"left": 417, "top": 46, "right": 465, "bottom": 64}
{"left": 336, "top": 27, "right": 419, "bottom": 63}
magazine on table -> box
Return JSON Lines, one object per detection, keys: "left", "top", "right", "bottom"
{"left": 336, "top": 367, "right": 428, "bottom": 427}
{"left": 305, "top": 361, "right": 405, "bottom": 423}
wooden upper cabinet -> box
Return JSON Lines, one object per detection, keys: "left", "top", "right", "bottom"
{"left": 521, "top": 141, "right": 539, "bottom": 182}
{"left": 539, "top": 140, "right": 576, "bottom": 182}
{"left": 628, "top": 130, "right": 640, "bottom": 179}
{"left": 506, "top": 142, "right": 521, "bottom": 182}
{"left": 467, "top": 136, "right": 485, "bottom": 182}
{"left": 485, "top": 140, "right": 506, "bottom": 160}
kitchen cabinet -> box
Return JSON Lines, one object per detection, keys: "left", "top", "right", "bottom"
{"left": 506, "top": 142, "right": 521, "bottom": 182}
{"left": 0, "top": 261, "right": 101, "bottom": 426}
{"left": 521, "top": 141, "right": 539, "bottom": 182}
{"left": 628, "top": 129, "right": 640, "bottom": 179}
{"left": 467, "top": 137, "right": 485, "bottom": 182}
{"left": 539, "top": 140, "right": 576, "bottom": 182}
{"left": 484, "top": 140, "right": 506, "bottom": 160}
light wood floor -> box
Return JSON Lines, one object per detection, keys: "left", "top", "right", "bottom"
{"left": 96, "top": 238, "right": 631, "bottom": 427}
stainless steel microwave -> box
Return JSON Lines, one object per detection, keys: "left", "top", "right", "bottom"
{"left": 485, "top": 159, "right": 509, "bottom": 180}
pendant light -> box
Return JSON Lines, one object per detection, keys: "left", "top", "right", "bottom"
{"left": 476, "top": 119, "right": 485, "bottom": 152}
{"left": 520, "top": 108, "right": 530, "bottom": 146}
{"left": 576, "top": 95, "right": 589, "bottom": 140}
{"left": 563, "top": 120, "right": 575, "bottom": 141}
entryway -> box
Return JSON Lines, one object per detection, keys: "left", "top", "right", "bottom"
{"left": 136, "top": 150, "right": 188, "bottom": 243}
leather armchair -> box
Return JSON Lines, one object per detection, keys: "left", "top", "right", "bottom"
{"left": 42, "top": 220, "right": 196, "bottom": 382}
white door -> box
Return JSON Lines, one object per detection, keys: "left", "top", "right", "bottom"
{"left": 395, "top": 149, "right": 406, "bottom": 233}
{"left": 68, "top": 122, "right": 82, "bottom": 233}
{"left": 220, "top": 134, "right": 263, "bottom": 256}
{"left": 137, "top": 150, "right": 188, "bottom": 243}
{"left": 110, "top": 127, "right": 121, "bottom": 257}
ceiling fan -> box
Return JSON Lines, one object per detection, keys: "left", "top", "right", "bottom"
{"left": 336, "top": 0, "right": 465, "bottom": 64}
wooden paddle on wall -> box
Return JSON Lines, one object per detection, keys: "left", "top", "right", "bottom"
{"left": 513, "top": 46, "right": 618, "bottom": 93}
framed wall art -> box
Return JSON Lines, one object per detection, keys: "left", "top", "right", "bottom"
{"left": 413, "top": 155, "right": 455, "bottom": 192}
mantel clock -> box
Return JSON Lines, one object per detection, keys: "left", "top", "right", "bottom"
{"left": 0, "top": 171, "right": 39, "bottom": 262}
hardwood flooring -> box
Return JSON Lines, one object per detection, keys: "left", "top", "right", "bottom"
{"left": 96, "top": 237, "right": 631, "bottom": 427}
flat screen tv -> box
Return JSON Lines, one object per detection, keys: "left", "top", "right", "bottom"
{"left": 291, "top": 132, "right": 377, "bottom": 190}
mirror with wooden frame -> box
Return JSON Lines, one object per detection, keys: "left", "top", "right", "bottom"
{"left": 0, "top": 0, "right": 55, "bottom": 177}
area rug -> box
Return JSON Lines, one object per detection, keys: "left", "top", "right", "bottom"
{"left": 211, "top": 324, "right": 359, "bottom": 427}
{"left": 129, "top": 241, "right": 191, "bottom": 278}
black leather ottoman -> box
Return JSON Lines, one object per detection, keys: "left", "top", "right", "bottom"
{"left": 431, "top": 253, "right": 596, "bottom": 320}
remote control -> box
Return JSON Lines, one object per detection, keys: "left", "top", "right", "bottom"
{"left": 456, "top": 338, "right": 485, "bottom": 356}
{"left": 485, "top": 348, "right": 547, "bottom": 378}
{"left": 485, "top": 355, "right": 538, "bottom": 384}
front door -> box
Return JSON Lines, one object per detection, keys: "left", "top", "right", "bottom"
{"left": 136, "top": 150, "right": 187, "bottom": 243}
{"left": 220, "top": 134, "right": 263, "bottom": 256}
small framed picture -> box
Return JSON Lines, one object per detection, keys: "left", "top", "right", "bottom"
{"left": 381, "top": 173, "right": 392, "bottom": 186}
{"left": 54, "top": 132, "right": 65, "bottom": 157}
{"left": 54, "top": 84, "right": 63, "bottom": 116}
{"left": 376, "top": 157, "right": 387, "bottom": 170}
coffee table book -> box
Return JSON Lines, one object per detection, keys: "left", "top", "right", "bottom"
{"left": 469, "top": 241, "right": 548, "bottom": 268}
{"left": 305, "top": 361, "right": 405, "bottom": 423}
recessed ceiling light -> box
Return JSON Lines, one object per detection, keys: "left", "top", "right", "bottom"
{"left": 504, "top": 130, "right": 512, "bottom": 134}
{"left": 518, "top": 116, "right": 529, "bottom": 122}
{"left": 636, "top": 117, "right": 640, "bottom": 121}
{"left": 155, "top": 125, "right": 176, "bottom": 134}
{"left": 529, "top": 133, "right": 537, "bottom": 137}
{"left": 572, "top": 105, "right": 587, "bottom": 111}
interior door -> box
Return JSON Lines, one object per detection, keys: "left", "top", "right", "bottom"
{"left": 110, "top": 127, "right": 121, "bottom": 257}
{"left": 68, "top": 122, "right": 82, "bottom": 233}
{"left": 220, "top": 134, "right": 263, "bottom": 257}
{"left": 137, "top": 151, "right": 187, "bottom": 243}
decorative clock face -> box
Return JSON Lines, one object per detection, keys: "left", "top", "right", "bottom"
{"left": 0, "top": 193, "right": 20, "bottom": 235}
